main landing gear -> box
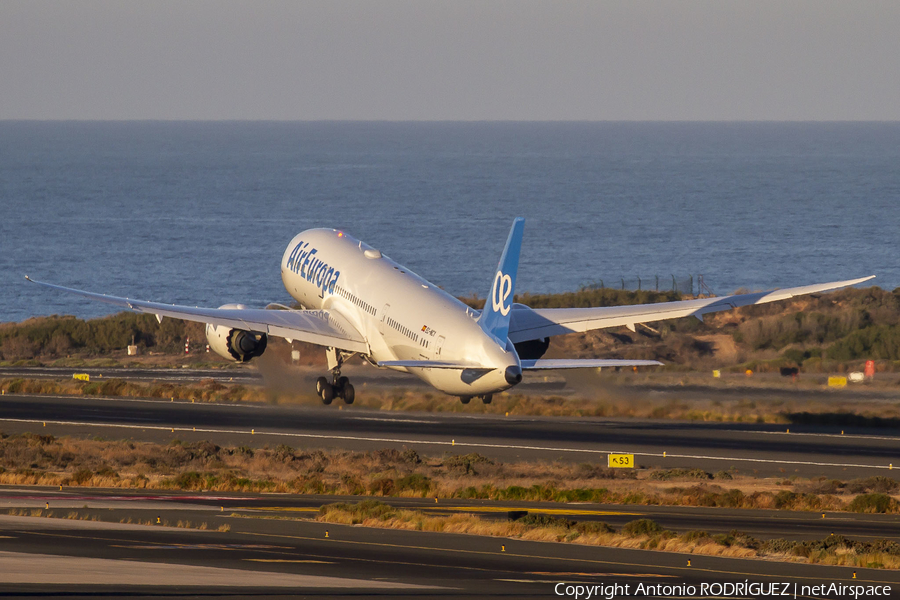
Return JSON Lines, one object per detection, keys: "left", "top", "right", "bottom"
{"left": 316, "top": 375, "right": 354, "bottom": 405}
{"left": 317, "top": 348, "right": 355, "bottom": 405}
{"left": 459, "top": 394, "right": 492, "bottom": 405}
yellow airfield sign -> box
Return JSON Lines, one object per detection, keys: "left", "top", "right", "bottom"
{"left": 608, "top": 453, "right": 634, "bottom": 468}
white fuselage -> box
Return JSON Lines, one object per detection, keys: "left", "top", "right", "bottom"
{"left": 280, "top": 228, "right": 520, "bottom": 396}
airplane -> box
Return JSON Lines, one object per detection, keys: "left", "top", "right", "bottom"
{"left": 27, "top": 218, "right": 873, "bottom": 405}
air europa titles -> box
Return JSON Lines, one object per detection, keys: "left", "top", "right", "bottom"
{"left": 285, "top": 241, "right": 340, "bottom": 295}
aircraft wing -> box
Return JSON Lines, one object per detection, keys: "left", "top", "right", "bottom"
{"left": 507, "top": 276, "right": 875, "bottom": 344}
{"left": 25, "top": 277, "right": 369, "bottom": 354}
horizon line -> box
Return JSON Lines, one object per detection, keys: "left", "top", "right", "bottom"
{"left": 2, "top": 118, "right": 900, "bottom": 124}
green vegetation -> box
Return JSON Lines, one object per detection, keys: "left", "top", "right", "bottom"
{"left": 726, "top": 287, "right": 900, "bottom": 365}
{"left": 1, "top": 377, "right": 259, "bottom": 403}
{"left": 0, "top": 433, "right": 897, "bottom": 517}
{"left": 0, "top": 313, "right": 206, "bottom": 361}
{"left": 4, "top": 285, "right": 900, "bottom": 372}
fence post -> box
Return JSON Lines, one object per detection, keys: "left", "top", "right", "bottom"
{"left": 672, "top": 275, "right": 676, "bottom": 291}
{"left": 655, "top": 275, "right": 659, "bottom": 291}
{"left": 637, "top": 277, "right": 641, "bottom": 291}
{"left": 621, "top": 278, "right": 625, "bottom": 290}
{"left": 689, "top": 275, "right": 693, "bottom": 296}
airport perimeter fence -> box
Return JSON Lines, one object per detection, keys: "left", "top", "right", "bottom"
{"left": 579, "top": 275, "right": 713, "bottom": 296}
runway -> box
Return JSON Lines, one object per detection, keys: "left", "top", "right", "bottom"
{"left": 1, "top": 488, "right": 899, "bottom": 598}
{"left": 1, "top": 392, "right": 899, "bottom": 478}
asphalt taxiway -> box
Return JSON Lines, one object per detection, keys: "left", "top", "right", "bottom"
{"left": 1, "top": 489, "right": 899, "bottom": 598}
{"left": 3, "top": 486, "right": 900, "bottom": 543}
{"left": 1, "top": 392, "right": 899, "bottom": 478}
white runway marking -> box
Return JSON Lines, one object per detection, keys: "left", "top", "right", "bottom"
{"left": 349, "top": 416, "right": 439, "bottom": 424}
{"left": 2, "top": 417, "right": 897, "bottom": 471}
{"left": 723, "top": 427, "right": 900, "bottom": 443}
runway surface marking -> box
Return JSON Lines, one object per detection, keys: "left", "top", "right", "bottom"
{"left": 0, "top": 549, "right": 426, "bottom": 588}
{"left": 349, "top": 416, "right": 440, "bottom": 424}
{"left": 724, "top": 428, "right": 900, "bottom": 443}
{"left": 5, "top": 417, "right": 899, "bottom": 472}
{"left": 112, "top": 543, "right": 293, "bottom": 551}
{"left": 246, "top": 558, "right": 335, "bottom": 564}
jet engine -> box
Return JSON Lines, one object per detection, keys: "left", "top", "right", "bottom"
{"left": 513, "top": 337, "right": 550, "bottom": 360}
{"left": 205, "top": 304, "right": 268, "bottom": 362}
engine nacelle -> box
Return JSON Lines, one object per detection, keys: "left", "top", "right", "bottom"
{"left": 205, "top": 305, "right": 268, "bottom": 362}
{"left": 513, "top": 337, "right": 550, "bottom": 360}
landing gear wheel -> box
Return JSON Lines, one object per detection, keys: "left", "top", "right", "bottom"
{"left": 319, "top": 382, "right": 334, "bottom": 405}
{"left": 459, "top": 396, "right": 471, "bottom": 405}
{"left": 337, "top": 376, "right": 349, "bottom": 389}
{"left": 316, "top": 377, "right": 329, "bottom": 395}
{"left": 481, "top": 394, "right": 493, "bottom": 405}
{"left": 341, "top": 383, "right": 355, "bottom": 405}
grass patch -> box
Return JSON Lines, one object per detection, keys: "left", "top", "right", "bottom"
{"left": 0, "top": 434, "right": 895, "bottom": 515}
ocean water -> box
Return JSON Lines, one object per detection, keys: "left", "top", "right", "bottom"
{"left": 2, "top": 121, "right": 899, "bottom": 323}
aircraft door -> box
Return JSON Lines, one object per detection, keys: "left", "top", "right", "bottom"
{"left": 380, "top": 304, "right": 390, "bottom": 335}
{"left": 434, "top": 335, "right": 445, "bottom": 357}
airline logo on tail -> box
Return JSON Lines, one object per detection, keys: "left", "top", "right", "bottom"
{"left": 479, "top": 218, "right": 525, "bottom": 342}
{"left": 492, "top": 270, "right": 513, "bottom": 316}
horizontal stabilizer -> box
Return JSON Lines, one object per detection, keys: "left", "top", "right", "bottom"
{"left": 378, "top": 360, "right": 490, "bottom": 370}
{"left": 521, "top": 359, "right": 663, "bottom": 370}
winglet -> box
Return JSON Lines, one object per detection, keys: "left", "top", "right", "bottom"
{"left": 478, "top": 218, "right": 525, "bottom": 343}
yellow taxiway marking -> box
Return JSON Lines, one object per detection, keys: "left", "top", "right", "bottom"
{"left": 234, "top": 507, "right": 319, "bottom": 512}
{"left": 529, "top": 571, "right": 672, "bottom": 578}
{"left": 245, "top": 559, "right": 334, "bottom": 564}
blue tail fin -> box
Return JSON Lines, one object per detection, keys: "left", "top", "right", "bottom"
{"left": 478, "top": 217, "right": 525, "bottom": 343}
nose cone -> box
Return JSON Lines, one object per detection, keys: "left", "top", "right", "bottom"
{"left": 504, "top": 365, "right": 522, "bottom": 386}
